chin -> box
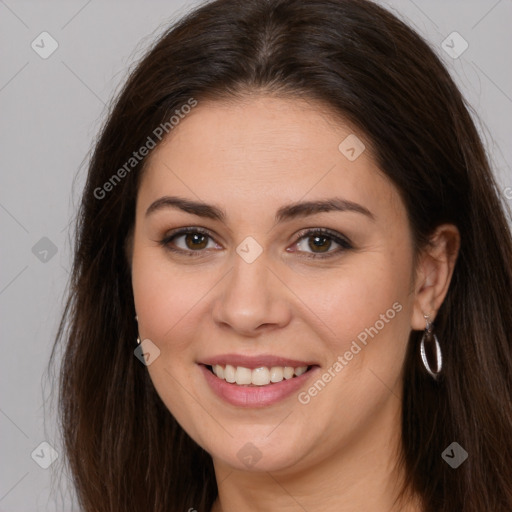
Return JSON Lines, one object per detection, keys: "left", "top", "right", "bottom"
{"left": 206, "top": 432, "right": 308, "bottom": 473}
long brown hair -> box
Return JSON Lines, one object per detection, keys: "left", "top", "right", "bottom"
{"left": 49, "top": 0, "right": 512, "bottom": 510}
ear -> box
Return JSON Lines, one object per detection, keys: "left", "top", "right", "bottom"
{"left": 411, "top": 223, "right": 460, "bottom": 330}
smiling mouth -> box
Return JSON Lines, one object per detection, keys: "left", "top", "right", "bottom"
{"left": 205, "top": 364, "right": 316, "bottom": 386}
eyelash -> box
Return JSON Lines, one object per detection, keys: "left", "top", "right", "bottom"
{"left": 159, "top": 226, "right": 353, "bottom": 260}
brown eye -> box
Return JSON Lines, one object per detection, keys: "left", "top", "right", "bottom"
{"left": 307, "top": 234, "right": 332, "bottom": 253}
{"left": 182, "top": 232, "right": 209, "bottom": 250}
{"left": 160, "top": 226, "right": 352, "bottom": 259}
{"left": 160, "top": 227, "right": 218, "bottom": 256}
{"left": 292, "top": 228, "right": 353, "bottom": 259}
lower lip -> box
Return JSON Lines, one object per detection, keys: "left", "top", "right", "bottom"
{"left": 199, "top": 364, "right": 320, "bottom": 408}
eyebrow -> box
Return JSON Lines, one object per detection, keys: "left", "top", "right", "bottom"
{"left": 145, "top": 195, "right": 375, "bottom": 223}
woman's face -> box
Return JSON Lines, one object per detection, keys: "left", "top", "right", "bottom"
{"left": 131, "top": 95, "right": 419, "bottom": 474}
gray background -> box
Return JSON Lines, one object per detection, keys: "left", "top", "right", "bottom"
{"left": 1, "top": 1, "right": 511, "bottom": 510}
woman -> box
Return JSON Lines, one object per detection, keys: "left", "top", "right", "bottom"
{"left": 50, "top": 0, "right": 512, "bottom": 510}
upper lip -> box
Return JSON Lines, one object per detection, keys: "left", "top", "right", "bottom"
{"left": 198, "top": 353, "right": 317, "bottom": 369}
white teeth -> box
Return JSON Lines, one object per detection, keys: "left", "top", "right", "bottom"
{"left": 214, "top": 364, "right": 224, "bottom": 379}
{"left": 294, "top": 366, "right": 307, "bottom": 376}
{"left": 224, "top": 364, "right": 236, "bottom": 383}
{"left": 235, "top": 366, "right": 252, "bottom": 385}
{"left": 210, "top": 364, "right": 309, "bottom": 386}
{"left": 270, "top": 366, "right": 283, "bottom": 382}
{"left": 283, "top": 367, "right": 294, "bottom": 379}
{"left": 251, "top": 367, "right": 270, "bottom": 386}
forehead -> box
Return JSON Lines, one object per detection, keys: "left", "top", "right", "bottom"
{"left": 138, "top": 96, "right": 402, "bottom": 222}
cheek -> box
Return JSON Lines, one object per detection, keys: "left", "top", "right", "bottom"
{"left": 295, "top": 259, "right": 411, "bottom": 431}
{"left": 131, "top": 246, "right": 203, "bottom": 350}
{"left": 300, "top": 254, "right": 413, "bottom": 416}
{"left": 131, "top": 247, "right": 207, "bottom": 438}
{"left": 299, "top": 260, "right": 408, "bottom": 353}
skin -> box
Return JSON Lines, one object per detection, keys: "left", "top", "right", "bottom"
{"left": 129, "top": 95, "right": 460, "bottom": 512}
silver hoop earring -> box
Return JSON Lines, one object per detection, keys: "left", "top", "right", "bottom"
{"left": 420, "top": 314, "right": 442, "bottom": 380}
{"left": 135, "top": 314, "right": 140, "bottom": 344}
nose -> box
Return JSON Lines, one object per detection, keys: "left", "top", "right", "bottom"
{"left": 211, "top": 245, "right": 292, "bottom": 337}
